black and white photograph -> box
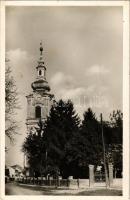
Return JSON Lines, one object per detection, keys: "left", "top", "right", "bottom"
{"left": 0, "top": 0, "right": 129, "bottom": 198}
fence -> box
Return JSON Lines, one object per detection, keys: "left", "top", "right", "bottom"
{"left": 17, "top": 177, "right": 70, "bottom": 187}
{"left": 16, "top": 177, "right": 122, "bottom": 189}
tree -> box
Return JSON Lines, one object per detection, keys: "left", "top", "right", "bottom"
{"left": 22, "top": 100, "right": 80, "bottom": 178}
{"left": 22, "top": 101, "right": 123, "bottom": 179}
{"left": 65, "top": 132, "right": 90, "bottom": 178}
{"left": 5, "top": 59, "right": 20, "bottom": 141}
{"left": 104, "top": 110, "right": 123, "bottom": 177}
{"left": 109, "top": 110, "right": 123, "bottom": 144}
{"left": 65, "top": 108, "right": 103, "bottom": 178}
{"left": 22, "top": 120, "right": 46, "bottom": 177}
{"left": 80, "top": 108, "right": 103, "bottom": 167}
{"left": 43, "top": 99, "right": 80, "bottom": 178}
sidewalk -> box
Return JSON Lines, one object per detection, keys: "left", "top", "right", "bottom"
{"left": 16, "top": 178, "right": 122, "bottom": 194}
{"left": 18, "top": 182, "right": 122, "bottom": 193}
{"left": 6, "top": 182, "right": 122, "bottom": 195}
{"left": 17, "top": 183, "right": 122, "bottom": 195}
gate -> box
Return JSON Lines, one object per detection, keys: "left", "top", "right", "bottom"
{"left": 94, "top": 171, "right": 105, "bottom": 182}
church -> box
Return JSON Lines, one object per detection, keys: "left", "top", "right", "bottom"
{"left": 26, "top": 42, "right": 54, "bottom": 133}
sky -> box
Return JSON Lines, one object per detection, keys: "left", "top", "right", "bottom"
{"left": 5, "top": 6, "right": 123, "bottom": 167}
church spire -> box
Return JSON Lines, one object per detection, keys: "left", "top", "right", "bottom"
{"left": 31, "top": 42, "right": 50, "bottom": 92}
{"left": 26, "top": 42, "right": 54, "bottom": 135}
{"left": 38, "top": 41, "right": 45, "bottom": 65}
{"left": 36, "top": 41, "right": 46, "bottom": 80}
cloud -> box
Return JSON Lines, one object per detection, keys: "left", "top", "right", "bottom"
{"left": 50, "top": 72, "right": 85, "bottom": 99}
{"left": 50, "top": 72, "right": 74, "bottom": 89}
{"left": 7, "top": 48, "right": 33, "bottom": 66}
{"left": 62, "top": 87, "right": 86, "bottom": 100}
{"left": 50, "top": 72, "right": 110, "bottom": 119}
{"left": 6, "top": 49, "right": 35, "bottom": 94}
{"left": 85, "top": 64, "right": 109, "bottom": 76}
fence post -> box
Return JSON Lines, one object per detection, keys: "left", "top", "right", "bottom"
{"left": 89, "top": 164, "right": 94, "bottom": 187}
{"left": 108, "top": 163, "right": 113, "bottom": 187}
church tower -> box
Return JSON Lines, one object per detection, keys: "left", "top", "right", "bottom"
{"left": 26, "top": 42, "right": 54, "bottom": 133}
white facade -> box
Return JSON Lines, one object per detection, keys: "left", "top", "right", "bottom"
{"left": 8, "top": 167, "right": 15, "bottom": 178}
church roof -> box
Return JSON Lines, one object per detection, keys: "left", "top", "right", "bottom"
{"left": 31, "top": 79, "right": 50, "bottom": 91}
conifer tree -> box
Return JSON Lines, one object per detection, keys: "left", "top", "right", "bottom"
{"left": 43, "top": 99, "right": 80, "bottom": 177}
{"left": 80, "top": 108, "right": 102, "bottom": 167}
{"left": 65, "top": 108, "right": 103, "bottom": 178}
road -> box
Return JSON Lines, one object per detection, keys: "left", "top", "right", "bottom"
{"left": 5, "top": 182, "right": 122, "bottom": 196}
{"left": 6, "top": 182, "right": 84, "bottom": 195}
{"left": 5, "top": 183, "right": 46, "bottom": 195}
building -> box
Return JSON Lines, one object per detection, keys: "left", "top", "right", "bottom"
{"left": 5, "top": 165, "right": 24, "bottom": 180}
{"left": 26, "top": 42, "right": 54, "bottom": 133}
{"left": 11, "top": 165, "right": 24, "bottom": 178}
{"left": 24, "top": 42, "right": 54, "bottom": 176}
{"left": 5, "top": 166, "right": 15, "bottom": 179}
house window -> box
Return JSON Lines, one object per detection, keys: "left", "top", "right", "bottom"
{"left": 35, "top": 106, "right": 41, "bottom": 118}
{"left": 39, "top": 70, "right": 42, "bottom": 76}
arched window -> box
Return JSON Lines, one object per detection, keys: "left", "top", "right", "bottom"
{"left": 35, "top": 106, "right": 41, "bottom": 118}
{"left": 39, "top": 70, "right": 42, "bottom": 76}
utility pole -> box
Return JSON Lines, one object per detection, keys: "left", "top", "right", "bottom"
{"left": 45, "top": 150, "right": 48, "bottom": 180}
{"left": 100, "top": 113, "right": 109, "bottom": 188}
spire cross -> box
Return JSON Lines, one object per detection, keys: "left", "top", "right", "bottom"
{"left": 40, "top": 41, "right": 43, "bottom": 56}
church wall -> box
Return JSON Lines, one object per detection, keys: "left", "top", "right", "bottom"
{"left": 27, "top": 95, "right": 53, "bottom": 121}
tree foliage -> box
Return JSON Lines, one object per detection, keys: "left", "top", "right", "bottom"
{"left": 64, "top": 108, "right": 102, "bottom": 178}
{"left": 109, "top": 110, "right": 123, "bottom": 144}
{"left": 22, "top": 99, "right": 123, "bottom": 178}
{"left": 103, "top": 110, "right": 123, "bottom": 177}
{"left": 43, "top": 99, "right": 80, "bottom": 177}
{"left": 81, "top": 108, "right": 103, "bottom": 165}
{"left": 22, "top": 120, "right": 46, "bottom": 177}
{"left": 5, "top": 59, "right": 20, "bottom": 141}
